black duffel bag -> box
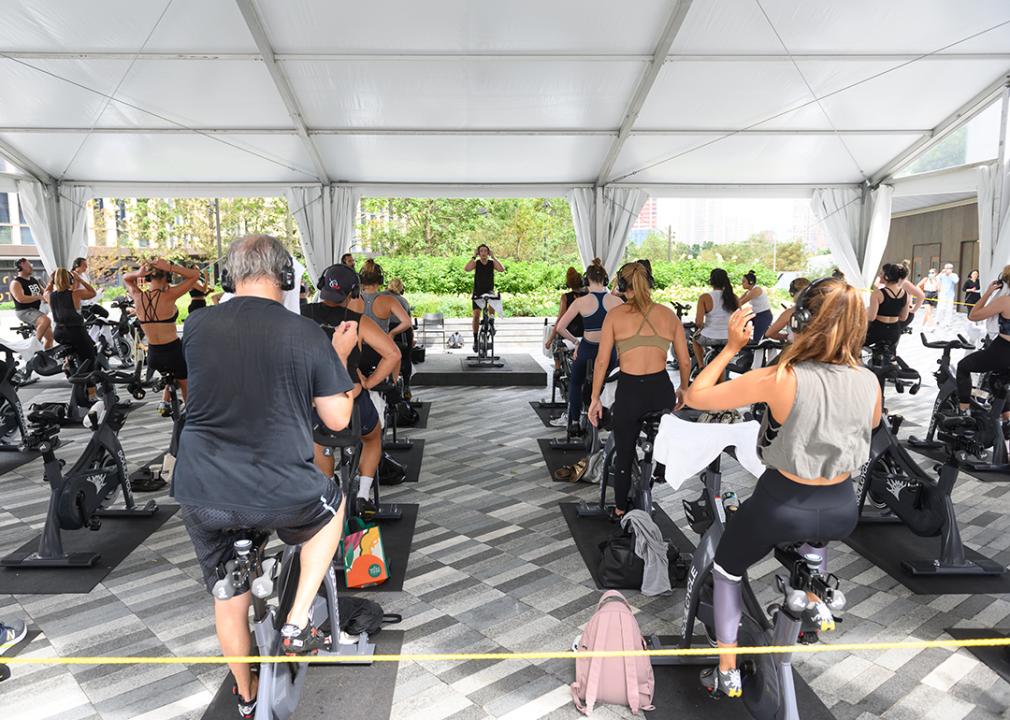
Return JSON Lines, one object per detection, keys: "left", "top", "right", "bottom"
{"left": 395, "top": 401, "right": 420, "bottom": 427}
{"left": 597, "top": 530, "right": 644, "bottom": 589}
{"left": 410, "top": 346, "right": 426, "bottom": 364}
{"left": 378, "top": 452, "right": 407, "bottom": 486}
{"left": 334, "top": 596, "right": 402, "bottom": 636}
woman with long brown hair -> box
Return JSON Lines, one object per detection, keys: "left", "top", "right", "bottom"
{"left": 587, "top": 262, "right": 692, "bottom": 516}
{"left": 544, "top": 266, "right": 588, "bottom": 351}
{"left": 682, "top": 278, "right": 881, "bottom": 700}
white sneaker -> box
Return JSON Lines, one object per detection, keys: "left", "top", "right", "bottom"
{"left": 549, "top": 412, "right": 568, "bottom": 427}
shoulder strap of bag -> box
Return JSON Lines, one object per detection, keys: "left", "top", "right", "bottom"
{"left": 620, "top": 613, "right": 641, "bottom": 715}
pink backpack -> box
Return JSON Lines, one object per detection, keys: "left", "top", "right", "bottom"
{"left": 571, "top": 590, "right": 655, "bottom": 715}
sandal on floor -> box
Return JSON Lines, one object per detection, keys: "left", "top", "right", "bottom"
{"left": 552, "top": 457, "right": 588, "bottom": 483}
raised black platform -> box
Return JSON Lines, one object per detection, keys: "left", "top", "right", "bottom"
{"left": 411, "top": 353, "right": 546, "bottom": 387}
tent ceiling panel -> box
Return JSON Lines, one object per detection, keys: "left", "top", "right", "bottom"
{"left": 610, "top": 133, "right": 922, "bottom": 185}
{"left": 313, "top": 134, "right": 612, "bottom": 185}
{"left": 283, "top": 59, "right": 643, "bottom": 130}
{"left": 94, "top": 60, "right": 293, "bottom": 129}
{"left": 0, "top": 58, "right": 131, "bottom": 127}
{"left": 254, "top": 0, "right": 674, "bottom": 54}
{"left": 891, "top": 192, "right": 975, "bottom": 214}
{"left": 0, "top": 132, "right": 317, "bottom": 183}
{"left": 637, "top": 60, "right": 827, "bottom": 131}
{"left": 0, "top": 0, "right": 255, "bottom": 52}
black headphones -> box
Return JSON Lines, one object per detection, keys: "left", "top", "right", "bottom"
{"left": 789, "top": 277, "right": 832, "bottom": 334}
{"left": 616, "top": 263, "right": 654, "bottom": 293}
{"left": 582, "top": 267, "right": 610, "bottom": 289}
{"left": 220, "top": 254, "right": 296, "bottom": 294}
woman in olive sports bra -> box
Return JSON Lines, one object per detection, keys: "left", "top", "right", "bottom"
{"left": 588, "top": 262, "right": 692, "bottom": 516}
{"left": 124, "top": 258, "right": 200, "bottom": 407}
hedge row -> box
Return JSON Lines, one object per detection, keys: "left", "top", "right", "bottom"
{"left": 372, "top": 256, "right": 778, "bottom": 296}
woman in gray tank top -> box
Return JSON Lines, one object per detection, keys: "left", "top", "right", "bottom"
{"left": 682, "top": 278, "right": 882, "bottom": 700}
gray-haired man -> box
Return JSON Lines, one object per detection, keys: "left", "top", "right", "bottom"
{"left": 172, "top": 235, "right": 359, "bottom": 717}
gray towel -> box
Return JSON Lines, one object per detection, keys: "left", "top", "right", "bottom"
{"left": 620, "top": 510, "right": 672, "bottom": 596}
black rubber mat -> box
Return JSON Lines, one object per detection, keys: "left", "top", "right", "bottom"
{"left": 201, "top": 631, "right": 403, "bottom": 720}
{"left": 529, "top": 401, "right": 566, "bottom": 428}
{"left": 0, "top": 505, "right": 179, "bottom": 594}
{"left": 384, "top": 438, "right": 424, "bottom": 484}
{"left": 0, "top": 448, "right": 44, "bottom": 475}
{"left": 647, "top": 645, "right": 834, "bottom": 719}
{"left": 843, "top": 522, "right": 1010, "bottom": 594}
{"left": 560, "top": 502, "right": 693, "bottom": 590}
{"left": 902, "top": 440, "right": 1010, "bottom": 483}
{"left": 946, "top": 628, "right": 1010, "bottom": 685}
{"left": 537, "top": 438, "right": 588, "bottom": 482}
{"left": 338, "top": 504, "right": 418, "bottom": 593}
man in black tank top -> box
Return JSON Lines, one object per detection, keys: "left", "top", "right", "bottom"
{"left": 9, "top": 257, "right": 53, "bottom": 348}
{"left": 464, "top": 244, "right": 505, "bottom": 350}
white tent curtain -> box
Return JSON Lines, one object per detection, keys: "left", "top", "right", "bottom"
{"left": 811, "top": 187, "right": 863, "bottom": 284}
{"left": 15, "top": 180, "right": 93, "bottom": 272}
{"left": 860, "top": 184, "right": 894, "bottom": 289}
{"left": 977, "top": 162, "right": 1010, "bottom": 286}
{"left": 567, "top": 186, "right": 648, "bottom": 275}
{"left": 286, "top": 185, "right": 360, "bottom": 285}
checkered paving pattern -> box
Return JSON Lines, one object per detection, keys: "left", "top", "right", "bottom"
{"left": 1, "top": 326, "right": 1010, "bottom": 719}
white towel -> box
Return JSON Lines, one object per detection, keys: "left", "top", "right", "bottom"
{"left": 653, "top": 414, "right": 765, "bottom": 489}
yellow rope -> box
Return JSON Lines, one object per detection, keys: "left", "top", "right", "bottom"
{"left": 3, "top": 635, "right": 1009, "bottom": 665}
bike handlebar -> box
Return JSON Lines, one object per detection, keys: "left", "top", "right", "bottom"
{"left": 920, "top": 332, "right": 974, "bottom": 350}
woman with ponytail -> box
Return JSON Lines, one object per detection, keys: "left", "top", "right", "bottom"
{"left": 553, "top": 259, "right": 622, "bottom": 430}
{"left": 865, "top": 262, "right": 918, "bottom": 347}
{"left": 683, "top": 278, "right": 880, "bottom": 700}
{"left": 693, "top": 268, "right": 739, "bottom": 367}
{"left": 739, "top": 270, "right": 772, "bottom": 340}
{"left": 587, "top": 262, "right": 691, "bottom": 517}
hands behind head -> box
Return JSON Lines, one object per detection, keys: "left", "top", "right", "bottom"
{"left": 727, "top": 306, "right": 755, "bottom": 351}
{"left": 331, "top": 320, "right": 358, "bottom": 361}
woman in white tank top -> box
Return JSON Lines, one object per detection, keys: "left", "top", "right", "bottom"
{"left": 692, "top": 268, "right": 739, "bottom": 368}
{"left": 739, "top": 270, "right": 773, "bottom": 340}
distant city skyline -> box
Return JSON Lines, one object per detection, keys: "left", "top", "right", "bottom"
{"left": 631, "top": 197, "right": 828, "bottom": 249}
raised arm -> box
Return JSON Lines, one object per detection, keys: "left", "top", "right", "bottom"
{"left": 358, "top": 315, "right": 401, "bottom": 387}
{"left": 555, "top": 297, "right": 583, "bottom": 344}
{"left": 492, "top": 256, "right": 505, "bottom": 273}
{"left": 122, "top": 264, "right": 147, "bottom": 300}
{"left": 41, "top": 277, "right": 54, "bottom": 305}
{"left": 383, "top": 296, "right": 411, "bottom": 338}
{"left": 72, "top": 272, "right": 96, "bottom": 302}
{"left": 969, "top": 281, "right": 1006, "bottom": 321}
{"left": 464, "top": 256, "right": 477, "bottom": 272}
{"left": 152, "top": 259, "right": 200, "bottom": 300}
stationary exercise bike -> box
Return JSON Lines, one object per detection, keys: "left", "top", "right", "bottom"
{"left": 576, "top": 407, "right": 663, "bottom": 519}
{"left": 1, "top": 361, "right": 157, "bottom": 569}
{"left": 907, "top": 334, "right": 975, "bottom": 450}
{"left": 212, "top": 529, "right": 375, "bottom": 720}
{"left": 863, "top": 339, "right": 922, "bottom": 397}
{"left": 0, "top": 342, "right": 59, "bottom": 453}
{"left": 467, "top": 293, "right": 503, "bottom": 368}
{"left": 543, "top": 332, "right": 573, "bottom": 411}
{"left": 128, "top": 370, "right": 184, "bottom": 491}
{"left": 375, "top": 377, "right": 413, "bottom": 452}
{"left": 316, "top": 405, "right": 402, "bottom": 523}
{"left": 649, "top": 449, "right": 846, "bottom": 720}
{"left": 945, "top": 368, "right": 1010, "bottom": 474}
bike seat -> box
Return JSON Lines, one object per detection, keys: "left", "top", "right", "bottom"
{"left": 479, "top": 293, "right": 500, "bottom": 300}
{"left": 314, "top": 405, "right": 362, "bottom": 447}
{"left": 67, "top": 360, "right": 103, "bottom": 385}
{"left": 640, "top": 410, "right": 668, "bottom": 435}
{"left": 920, "top": 332, "right": 974, "bottom": 351}
{"left": 939, "top": 414, "right": 976, "bottom": 432}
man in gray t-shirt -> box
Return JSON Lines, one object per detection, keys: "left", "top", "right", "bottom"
{"left": 172, "top": 235, "right": 358, "bottom": 715}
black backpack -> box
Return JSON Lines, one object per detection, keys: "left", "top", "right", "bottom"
{"left": 378, "top": 452, "right": 407, "bottom": 485}
{"left": 335, "top": 596, "right": 401, "bottom": 636}
{"left": 395, "top": 401, "right": 420, "bottom": 427}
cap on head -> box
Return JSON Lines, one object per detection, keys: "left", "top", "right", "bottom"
{"left": 319, "top": 264, "right": 359, "bottom": 303}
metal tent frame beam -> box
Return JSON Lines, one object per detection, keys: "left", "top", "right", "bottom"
{"left": 870, "top": 70, "right": 1010, "bottom": 185}
{"left": 0, "top": 126, "right": 931, "bottom": 136}
{"left": 4, "top": 50, "right": 1010, "bottom": 63}
{"left": 597, "top": 0, "right": 694, "bottom": 184}
{"left": 0, "top": 137, "right": 53, "bottom": 185}
{"left": 233, "top": 0, "right": 329, "bottom": 184}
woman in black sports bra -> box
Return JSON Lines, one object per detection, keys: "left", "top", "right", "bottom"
{"left": 188, "top": 269, "right": 211, "bottom": 314}
{"left": 865, "top": 263, "right": 912, "bottom": 348}
{"left": 124, "top": 258, "right": 200, "bottom": 408}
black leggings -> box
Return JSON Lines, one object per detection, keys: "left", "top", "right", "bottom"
{"left": 611, "top": 370, "right": 676, "bottom": 511}
{"left": 956, "top": 336, "right": 1010, "bottom": 411}
{"left": 713, "top": 469, "right": 858, "bottom": 578}
{"left": 865, "top": 319, "right": 903, "bottom": 348}
{"left": 54, "top": 325, "right": 97, "bottom": 362}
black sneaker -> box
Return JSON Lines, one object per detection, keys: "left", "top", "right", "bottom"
{"left": 355, "top": 496, "right": 378, "bottom": 520}
{"left": 280, "top": 623, "right": 329, "bottom": 656}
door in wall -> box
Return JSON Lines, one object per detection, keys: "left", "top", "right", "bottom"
{"left": 959, "top": 240, "right": 978, "bottom": 302}
{"left": 912, "top": 243, "right": 941, "bottom": 284}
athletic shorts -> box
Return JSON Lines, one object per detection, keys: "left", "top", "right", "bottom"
{"left": 15, "top": 308, "right": 46, "bottom": 326}
{"left": 148, "top": 338, "right": 188, "bottom": 380}
{"left": 180, "top": 481, "right": 343, "bottom": 594}
{"left": 924, "top": 291, "right": 938, "bottom": 308}
{"left": 357, "top": 389, "right": 380, "bottom": 435}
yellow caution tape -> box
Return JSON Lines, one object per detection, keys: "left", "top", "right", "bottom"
{"left": 3, "top": 635, "right": 1009, "bottom": 665}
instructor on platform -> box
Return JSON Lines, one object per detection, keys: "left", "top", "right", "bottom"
{"left": 465, "top": 243, "right": 505, "bottom": 353}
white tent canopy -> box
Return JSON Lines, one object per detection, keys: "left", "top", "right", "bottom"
{"left": 1, "top": 0, "right": 1009, "bottom": 273}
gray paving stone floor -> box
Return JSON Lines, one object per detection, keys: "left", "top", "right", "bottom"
{"left": 1, "top": 326, "right": 1010, "bottom": 719}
